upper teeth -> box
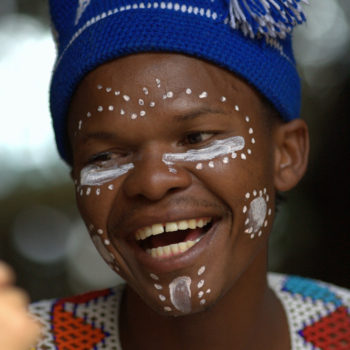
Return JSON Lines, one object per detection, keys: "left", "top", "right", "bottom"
{"left": 135, "top": 218, "right": 211, "bottom": 241}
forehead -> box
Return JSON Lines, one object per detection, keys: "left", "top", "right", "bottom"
{"left": 70, "top": 53, "right": 262, "bottom": 108}
{"left": 67, "top": 53, "right": 266, "bottom": 146}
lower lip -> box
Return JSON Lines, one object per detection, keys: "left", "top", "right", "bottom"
{"left": 129, "top": 220, "right": 220, "bottom": 274}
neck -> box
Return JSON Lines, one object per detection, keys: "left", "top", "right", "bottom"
{"left": 119, "top": 249, "right": 289, "bottom": 350}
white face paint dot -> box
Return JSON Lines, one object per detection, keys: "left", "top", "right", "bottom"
{"left": 86, "top": 187, "right": 91, "bottom": 195}
{"left": 108, "top": 105, "right": 114, "bottom": 111}
{"left": 123, "top": 95, "right": 130, "bottom": 101}
{"left": 159, "top": 295, "right": 166, "bottom": 302}
{"left": 140, "top": 110, "right": 146, "bottom": 117}
{"left": 251, "top": 138, "right": 256, "bottom": 144}
{"left": 263, "top": 188, "right": 267, "bottom": 194}
{"left": 96, "top": 188, "right": 101, "bottom": 195}
{"left": 220, "top": 96, "right": 227, "bottom": 102}
{"left": 186, "top": 88, "right": 192, "bottom": 95}
{"left": 97, "top": 85, "right": 103, "bottom": 90}
{"left": 167, "top": 91, "right": 174, "bottom": 98}
{"left": 106, "top": 87, "right": 112, "bottom": 92}
{"left": 266, "top": 195, "right": 270, "bottom": 202}
{"left": 164, "top": 306, "right": 172, "bottom": 312}
{"left": 241, "top": 153, "right": 247, "bottom": 160}
{"left": 259, "top": 190, "right": 263, "bottom": 196}
{"left": 264, "top": 220, "right": 268, "bottom": 227}
{"left": 199, "top": 91, "right": 208, "bottom": 99}
{"left": 138, "top": 99, "right": 144, "bottom": 105}
{"left": 268, "top": 208, "right": 272, "bottom": 216}
{"left": 115, "top": 90, "right": 120, "bottom": 95}
{"left": 231, "top": 153, "right": 237, "bottom": 159}
{"left": 196, "top": 163, "right": 203, "bottom": 170}
{"left": 245, "top": 116, "right": 250, "bottom": 122}
{"left": 154, "top": 284, "right": 163, "bottom": 290}
{"left": 108, "top": 184, "right": 114, "bottom": 190}
{"left": 223, "top": 157, "right": 229, "bottom": 164}
{"left": 243, "top": 206, "right": 248, "bottom": 213}
{"left": 156, "top": 78, "right": 161, "bottom": 88}
{"left": 198, "top": 266, "right": 206, "bottom": 276}
{"left": 249, "top": 128, "right": 254, "bottom": 135}
{"left": 235, "top": 105, "right": 240, "bottom": 111}
{"left": 143, "top": 87, "right": 149, "bottom": 95}
{"left": 198, "top": 280, "right": 205, "bottom": 288}
{"left": 247, "top": 149, "right": 252, "bottom": 155}
{"left": 97, "top": 106, "right": 103, "bottom": 112}
{"left": 245, "top": 192, "right": 250, "bottom": 199}
{"left": 104, "top": 239, "right": 110, "bottom": 245}
{"left": 120, "top": 109, "right": 125, "bottom": 115}
{"left": 253, "top": 190, "right": 257, "bottom": 196}
{"left": 131, "top": 113, "right": 137, "bottom": 120}
{"left": 245, "top": 218, "right": 250, "bottom": 225}
{"left": 258, "top": 231, "right": 262, "bottom": 237}
{"left": 150, "top": 101, "right": 156, "bottom": 107}
{"left": 208, "top": 161, "right": 214, "bottom": 168}
{"left": 198, "top": 291, "right": 204, "bottom": 298}
{"left": 78, "top": 120, "right": 83, "bottom": 130}
{"left": 150, "top": 273, "right": 159, "bottom": 280}
{"left": 206, "top": 289, "right": 211, "bottom": 294}
{"left": 87, "top": 112, "right": 92, "bottom": 117}
{"left": 97, "top": 229, "right": 104, "bottom": 235}
{"left": 200, "top": 299, "right": 206, "bottom": 305}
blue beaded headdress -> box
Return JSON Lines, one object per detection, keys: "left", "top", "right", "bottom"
{"left": 49, "top": 0, "right": 307, "bottom": 161}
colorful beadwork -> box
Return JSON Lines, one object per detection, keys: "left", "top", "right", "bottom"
{"left": 30, "top": 274, "right": 350, "bottom": 349}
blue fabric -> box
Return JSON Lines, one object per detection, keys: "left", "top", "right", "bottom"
{"left": 49, "top": 0, "right": 302, "bottom": 162}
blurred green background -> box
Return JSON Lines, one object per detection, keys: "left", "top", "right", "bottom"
{"left": 0, "top": 0, "right": 349, "bottom": 302}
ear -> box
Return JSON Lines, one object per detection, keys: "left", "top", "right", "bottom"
{"left": 273, "top": 119, "right": 309, "bottom": 191}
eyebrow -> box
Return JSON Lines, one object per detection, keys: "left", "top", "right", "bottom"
{"left": 79, "top": 131, "right": 119, "bottom": 143}
{"left": 78, "top": 108, "right": 230, "bottom": 142}
{"left": 173, "top": 107, "right": 230, "bottom": 122}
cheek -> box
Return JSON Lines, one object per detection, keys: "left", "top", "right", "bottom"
{"left": 73, "top": 174, "right": 124, "bottom": 273}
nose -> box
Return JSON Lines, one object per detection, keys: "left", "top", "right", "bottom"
{"left": 122, "top": 147, "right": 192, "bottom": 201}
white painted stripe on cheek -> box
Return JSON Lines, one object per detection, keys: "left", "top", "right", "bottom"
{"left": 80, "top": 163, "right": 134, "bottom": 186}
{"left": 162, "top": 136, "right": 245, "bottom": 166}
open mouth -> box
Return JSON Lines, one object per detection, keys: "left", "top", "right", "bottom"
{"left": 135, "top": 218, "right": 213, "bottom": 258}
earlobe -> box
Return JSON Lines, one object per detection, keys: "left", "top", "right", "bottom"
{"left": 273, "top": 119, "right": 309, "bottom": 192}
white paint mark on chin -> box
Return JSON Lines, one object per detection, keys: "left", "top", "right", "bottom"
{"left": 169, "top": 276, "right": 192, "bottom": 313}
{"left": 198, "top": 266, "right": 206, "bottom": 276}
{"left": 150, "top": 273, "right": 159, "bottom": 281}
{"left": 199, "top": 91, "right": 208, "bottom": 99}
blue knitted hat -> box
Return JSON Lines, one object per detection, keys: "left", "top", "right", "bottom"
{"left": 49, "top": 0, "right": 307, "bottom": 162}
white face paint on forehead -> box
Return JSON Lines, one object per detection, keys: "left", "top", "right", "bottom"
{"left": 76, "top": 79, "right": 258, "bottom": 195}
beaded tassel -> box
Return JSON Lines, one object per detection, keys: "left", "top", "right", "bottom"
{"left": 228, "top": 0, "right": 308, "bottom": 39}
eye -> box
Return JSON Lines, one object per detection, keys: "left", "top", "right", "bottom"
{"left": 87, "top": 150, "right": 131, "bottom": 166}
{"left": 88, "top": 152, "right": 113, "bottom": 164}
{"left": 184, "top": 132, "right": 214, "bottom": 145}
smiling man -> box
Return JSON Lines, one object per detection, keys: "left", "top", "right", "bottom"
{"left": 27, "top": 1, "right": 350, "bottom": 349}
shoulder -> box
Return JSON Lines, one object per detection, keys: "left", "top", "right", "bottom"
{"left": 268, "top": 272, "right": 350, "bottom": 350}
{"left": 29, "top": 284, "right": 125, "bottom": 350}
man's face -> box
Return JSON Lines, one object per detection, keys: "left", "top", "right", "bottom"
{"left": 68, "top": 53, "right": 277, "bottom": 316}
